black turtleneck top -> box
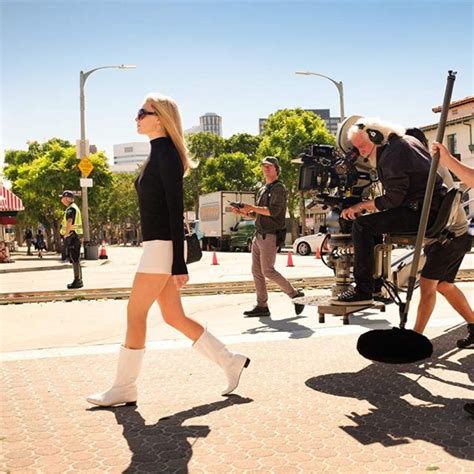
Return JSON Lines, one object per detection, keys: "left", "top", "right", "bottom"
{"left": 134, "top": 137, "right": 187, "bottom": 275}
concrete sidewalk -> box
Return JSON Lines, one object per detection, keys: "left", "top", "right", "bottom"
{"left": 2, "top": 246, "right": 473, "bottom": 472}
{"left": 1, "top": 323, "right": 473, "bottom": 473}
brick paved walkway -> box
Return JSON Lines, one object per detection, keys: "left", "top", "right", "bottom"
{"left": 1, "top": 326, "right": 473, "bottom": 473}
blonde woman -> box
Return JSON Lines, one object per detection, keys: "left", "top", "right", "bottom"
{"left": 87, "top": 94, "right": 250, "bottom": 407}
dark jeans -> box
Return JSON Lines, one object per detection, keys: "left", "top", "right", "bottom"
{"left": 65, "top": 233, "right": 81, "bottom": 263}
{"left": 352, "top": 207, "right": 435, "bottom": 295}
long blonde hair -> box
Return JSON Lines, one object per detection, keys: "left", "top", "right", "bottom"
{"left": 144, "top": 93, "right": 191, "bottom": 174}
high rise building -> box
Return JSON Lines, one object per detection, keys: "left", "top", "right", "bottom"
{"left": 200, "top": 113, "right": 222, "bottom": 136}
{"left": 184, "top": 124, "right": 203, "bottom": 135}
{"left": 112, "top": 142, "right": 150, "bottom": 173}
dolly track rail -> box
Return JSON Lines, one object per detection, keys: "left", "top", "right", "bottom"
{"left": 2, "top": 270, "right": 473, "bottom": 305}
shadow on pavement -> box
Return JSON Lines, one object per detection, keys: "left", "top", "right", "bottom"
{"left": 243, "top": 314, "right": 315, "bottom": 339}
{"left": 345, "top": 308, "right": 393, "bottom": 329}
{"left": 94, "top": 395, "right": 253, "bottom": 473}
{"left": 305, "top": 326, "right": 474, "bottom": 460}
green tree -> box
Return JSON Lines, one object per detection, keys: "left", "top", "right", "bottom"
{"left": 98, "top": 172, "right": 141, "bottom": 243}
{"left": 200, "top": 152, "right": 259, "bottom": 193}
{"left": 187, "top": 132, "right": 225, "bottom": 162}
{"left": 224, "top": 133, "right": 262, "bottom": 160}
{"left": 185, "top": 132, "right": 226, "bottom": 216}
{"left": 4, "top": 138, "right": 112, "bottom": 251}
{"left": 257, "top": 109, "right": 335, "bottom": 237}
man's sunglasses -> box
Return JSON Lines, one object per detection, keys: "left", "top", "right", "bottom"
{"left": 137, "top": 108, "right": 158, "bottom": 120}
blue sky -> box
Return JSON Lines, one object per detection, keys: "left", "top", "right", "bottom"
{"left": 1, "top": 0, "right": 473, "bottom": 165}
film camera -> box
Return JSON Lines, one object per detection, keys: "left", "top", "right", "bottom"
{"left": 298, "top": 143, "right": 378, "bottom": 218}
{"left": 294, "top": 116, "right": 380, "bottom": 297}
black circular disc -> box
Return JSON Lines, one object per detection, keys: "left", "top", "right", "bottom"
{"left": 357, "top": 327, "right": 433, "bottom": 363}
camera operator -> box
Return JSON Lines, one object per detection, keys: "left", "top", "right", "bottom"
{"left": 334, "top": 118, "right": 447, "bottom": 305}
{"left": 232, "top": 156, "right": 304, "bottom": 317}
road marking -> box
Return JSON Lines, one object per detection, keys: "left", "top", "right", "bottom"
{"left": 1, "top": 316, "right": 464, "bottom": 362}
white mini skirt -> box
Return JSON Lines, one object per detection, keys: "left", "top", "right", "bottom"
{"left": 137, "top": 240, "right": 173, "bottom": 274}
{"left": 136, "top": 239, "right": 187, "bottom": 274}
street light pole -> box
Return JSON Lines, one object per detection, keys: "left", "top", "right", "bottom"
{"left": 295, "top": 70, "right": 345, "bottom": 122}
{"left": 295, "top": 70, "right": 345, "bottom": 237}
{"left": 79, "top": 64, "right": 136, "bottom": 248}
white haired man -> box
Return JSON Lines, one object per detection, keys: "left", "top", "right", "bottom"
{"left": 334, "top": 118, "right": 447, "bottom": 305}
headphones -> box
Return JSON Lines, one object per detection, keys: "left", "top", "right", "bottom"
{"left": 357, "top": 123, "right": 385, "bottom": 145}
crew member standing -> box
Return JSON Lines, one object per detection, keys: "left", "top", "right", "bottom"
{"left": 60, "top": 190, "right": 84, "bottom": 289}
{"left": 234, "top": 156, "right": 304, "bottom": 317}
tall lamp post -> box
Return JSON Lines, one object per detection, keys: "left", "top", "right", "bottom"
{"left": 295, "top": 70, "right": 345, "bottom": 122}
{"left": 79, "top": 64, "right": 136, "bottom": 251}
{"left": 295, "top": 71, "right": 345, "bottom": 237}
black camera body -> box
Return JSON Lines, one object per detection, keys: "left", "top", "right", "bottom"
{"left": 229, "top": 201, "right": 245, "bottom": 209}
{"left": 298, "top": 144, "right": 377, "bottom": 209}
{"left": 297, "top": 144, "right": 378, "bottom": 232}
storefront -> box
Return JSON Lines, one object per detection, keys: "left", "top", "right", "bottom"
{"left": 0, "top": 185, "right": 24, "bottom": 262}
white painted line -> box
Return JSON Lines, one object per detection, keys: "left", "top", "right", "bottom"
{"left": 0, "top": 316, "right": 464, "bottom": 362}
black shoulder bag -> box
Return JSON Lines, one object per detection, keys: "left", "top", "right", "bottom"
{"left": 185, "top": 224, "right": 202, "bottom": 264}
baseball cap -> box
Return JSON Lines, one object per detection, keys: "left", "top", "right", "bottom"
{"left": 60, "top": 190, "right": 75, "bottom": 198}
{"left": 261, "top": 156, "right": 280, "bottom": 168}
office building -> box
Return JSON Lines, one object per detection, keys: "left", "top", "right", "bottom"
{"left": 200, "top": 113, "right": 222, "bottom": 136}
{"left": 113, "top": 142, "right": 150, "bottom": 167}
{"left": 420, "top": 95, "right": 474, "bottom": 216}
{"left": 185, "top": 125, "right": 203, "bottom": 135}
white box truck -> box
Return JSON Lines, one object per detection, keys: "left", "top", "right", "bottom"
{"left": 199, "top": 191, "right": 255, "bottom": 250}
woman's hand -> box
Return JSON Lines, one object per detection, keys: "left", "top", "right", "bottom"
{"left": 173, "top": 274, "right": 189, "bottom": 289}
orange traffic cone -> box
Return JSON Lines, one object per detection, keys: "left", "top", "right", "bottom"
{"left": 211, "top": 251, "right": 219, "bottom": 265}
{"left": 315, "top": 247, "right": 321, "bottom": 259}
{"left": 286, "top": 250, "right": 294, "bottom": 267}
{"left": 99, "top": 242, "right": 108, "bottom": 260}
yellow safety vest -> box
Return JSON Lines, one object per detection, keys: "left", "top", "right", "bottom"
{"left": 61, "top": 202, "right": 83, "bottom": 235}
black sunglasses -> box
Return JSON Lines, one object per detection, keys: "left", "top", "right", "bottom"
{"left": 137, "top": 108, "right": 158, "bottom": 120}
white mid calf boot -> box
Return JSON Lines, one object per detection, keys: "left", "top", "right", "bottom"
{"left": 193, "top": 330, "right": 250, "bottom": 396}
{"left": 87, "top": 346, "right": 145, "bottom": 407}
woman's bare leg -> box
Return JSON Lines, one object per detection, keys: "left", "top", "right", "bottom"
{"left": 155, "top": 277, "right": 249, "bottom": 396}
{"left": 125, "top": 272, "right": 171, "bottom": 349}
{"left": 156, "top": 277, "right": 204, "bottom": 341}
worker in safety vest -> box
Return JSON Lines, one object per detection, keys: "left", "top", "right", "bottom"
{"left": 60, "top": 190, "right": 84, "bottom": 289}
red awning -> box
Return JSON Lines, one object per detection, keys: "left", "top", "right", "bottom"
{"left": 0, "top": 216, "right": 17, "bottom": 225}
{"left": 0, "top": 186, "right": 24, "bottom": 212}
